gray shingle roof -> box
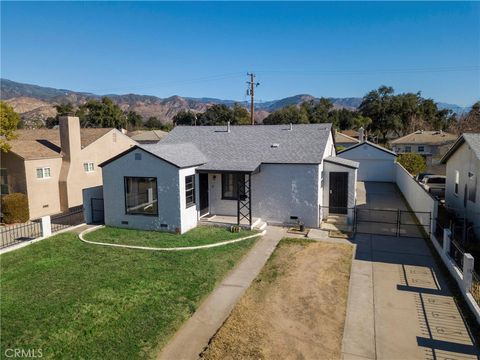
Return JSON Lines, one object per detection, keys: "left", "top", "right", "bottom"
{"left": 324, "top": 156, "right": 359, "bottom": 169}
{"left": 464, "top": 133, "right": 480, "bottom": 159}
{"left": 141, "top": 143, "right": 208, "bottom": 168}
{"left": 160, "top": 124, "right": 333, "bottom": 170}
{"left": 441, "top": 133, "right": 480, "bottom": 163}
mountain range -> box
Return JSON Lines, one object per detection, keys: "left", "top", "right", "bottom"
{"left": 0, "top": 78, "right": 471, "bottom": 125}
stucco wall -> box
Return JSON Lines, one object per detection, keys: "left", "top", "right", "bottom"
{"left": 65, "top": 129, "right": 136, "bottom": 209}
{"left": 24, "top": 158, "right": 63, "bottom": 219}
{"left": 444, "top": 142, "right": 480, "bottom": 233}
{"left": 102, "top": 149, "right": 183, "bottom": 232}
{"left": 252, "top": 164, "right": 320, "bottom": 227}
{"left": 339, "top": 144, "right": 396, "bottom": 182}
{"left": 395, "top": 162, "right": 438, "bottom": 233}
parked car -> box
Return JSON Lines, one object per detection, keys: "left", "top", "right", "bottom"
{"left": 421, "top": 175, "right": 446, "bottom": 197}
{"left": 415, "top": 172, "right": 434, "bottom": 182}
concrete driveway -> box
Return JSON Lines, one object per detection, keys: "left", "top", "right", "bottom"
{"left": 342, "top": 182, "right": 479, "bottom": 360}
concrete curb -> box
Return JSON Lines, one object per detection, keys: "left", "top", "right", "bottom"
{"left": 0, "top": 223, "right": 87, "bottom": 255}
{"left": 78, "top": 226, "right": 266, "bottom": 251}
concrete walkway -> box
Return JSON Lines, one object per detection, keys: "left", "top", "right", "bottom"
{"left": 342, "top": 182, "right": 479, "bottom": 360}
{"left": 157, "top": 226, "right": 286, "bottom": 360}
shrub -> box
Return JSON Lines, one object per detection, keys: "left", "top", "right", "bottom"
{"left": 336, "top": 145, "right": 346, "bottom": 152}
{"left": 397, "top": 153, "right": 427, "bottom": 175}
{"left": 1, "top": 193, "right": 29, "bottom": 224}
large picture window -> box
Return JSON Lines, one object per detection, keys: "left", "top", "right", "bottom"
{"left": 124, "top": 177, "right": 158, "bottom": 215}
{"left": 185, "top": 175, "right": 195, "bottom": 208}
{"left": 222, "top": 173, "right": 245, "bottom": 200}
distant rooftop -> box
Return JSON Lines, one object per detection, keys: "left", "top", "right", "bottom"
{"left": 128, "top": 129, "right": 168, "bottom": 143}
{"left": 390, "top": 130, "right": 457, "bottom": 145}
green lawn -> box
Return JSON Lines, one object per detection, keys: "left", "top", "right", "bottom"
{"left": 85, "top": 226, "right": 258, "bottom": 248}
{"left": 1, "top": 228, "right": 259, "bottom": 359}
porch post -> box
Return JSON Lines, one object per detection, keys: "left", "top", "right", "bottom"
{"left": 248, "top": 173, "right": 252, "bottom": 227}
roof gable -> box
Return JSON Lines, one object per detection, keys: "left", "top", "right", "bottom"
{"left": 337, "top": 141, "right": 397, "bottom": 157}
{"left": 441, "top": 133, "right": 480, "bottom": 163}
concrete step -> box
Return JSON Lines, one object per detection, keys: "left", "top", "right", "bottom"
{"left": 254, "top": 221, "right": 267, "bottom": 231}
{"left": 326, "top": 216, "right": 348, "bottom": 225}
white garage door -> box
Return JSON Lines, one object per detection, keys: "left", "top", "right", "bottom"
{"left": 356, "top": 159, "right": 395, "bottom": 182}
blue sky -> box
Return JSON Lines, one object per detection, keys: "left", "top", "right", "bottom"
{"left": 1, "top": 2, "right": 479, "bottom": 106}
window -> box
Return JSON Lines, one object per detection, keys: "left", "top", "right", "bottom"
{"left": 36, "top": 167, "right": 51, "bottom": 179}
{"left": 222, "top": 173, "right": 245, "bottom": 200}
{"left": 405, "top": 146, "right": 411, "bottom": 153}
{"left": 185, "top": 175, "right": 195, "bottom": 208}
{"left": 455, "top": 170, "right": 459, "bottom": 195}
{"left": 0, "top": 168, "right": 8, "bottom": 195}
{"left": 124, "top": 177, "right": 158, "bottom": 215}
{"left": 468, "top": 173, "right": 477, "bottom": 203}
{"left": 83, "top": 162, "right": 94, "bottom": 172}
{"left": 418, "top": 146, "right": 424, "bottom": 152}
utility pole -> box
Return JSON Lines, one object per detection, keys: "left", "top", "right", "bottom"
{"left": 246, "top": 73, "right": 259, "bottom": 125}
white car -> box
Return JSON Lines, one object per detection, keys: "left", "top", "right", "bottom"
{"left": 421, "top": 175, "right": 446, "bottom": 197}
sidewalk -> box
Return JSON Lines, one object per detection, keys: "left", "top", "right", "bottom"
{"left": 157, "top": 226, "right": 286, "bottom": 360}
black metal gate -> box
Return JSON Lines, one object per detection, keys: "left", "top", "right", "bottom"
{"left": 354, "top": 208, "right": 431, "bottom": 238}
{"left": 91, "top": 198, "right": 104, "bottom": 224}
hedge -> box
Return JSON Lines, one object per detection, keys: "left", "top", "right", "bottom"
{"left": 1, "top": 193, "right": 29, "bottom": 224}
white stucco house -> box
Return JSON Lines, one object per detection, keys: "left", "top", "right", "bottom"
{"left": 337, "top": 141, "right": 397, "bottom": 182}
{"left": 441, "top": 133, "right": 480, "bottom": 236}
{"left": 98, "top": 123, "right": 359, "bottom": 233}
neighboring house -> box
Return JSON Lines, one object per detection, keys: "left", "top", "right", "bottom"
{"left": 334, "top": 131, "right": 360, "bottom": 149}
{"left": 0, "top": 116, "right": 136, "bottom": 219}
{"left": 128, "top": 129, "right": 168, "bottom": 144}
{"left": 440, "top": 133, "right": 480, "bottom": 236}
{"left": 390, "top": 130, "right": 457, "bottom": 166}
{"left": 337, "top": 141, "right": 397, "bottom": 182}
{"left": 99, "top": 123, "right": 359, "bottom": 233}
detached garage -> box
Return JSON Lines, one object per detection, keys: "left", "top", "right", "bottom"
{"left": 337, "top": 141, "right": 397, "bottom": 182}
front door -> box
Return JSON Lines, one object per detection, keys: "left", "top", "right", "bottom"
{"left": 199, "top": 174, "right": 209, "bottom": 216}
{"left": 329, "top": 172, "right": 348, "bottom": 214}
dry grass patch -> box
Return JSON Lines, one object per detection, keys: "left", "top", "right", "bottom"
{"left": 201, "top": 238, "right": 353, "bottom": 360}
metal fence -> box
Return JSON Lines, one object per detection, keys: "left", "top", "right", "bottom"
{"left": 51, "top": 206, "right": 84, "bottom": 233}
{"left": 449, "top": 239, "right": 465, "bottom": 270}
{"left": 0, "top": 206, "right": 84, "bottom": 249}
{"left": 0, "top": 220, "right": 42, "bottom": 249}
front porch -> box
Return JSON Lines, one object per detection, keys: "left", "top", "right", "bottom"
{"left": 199, "top": 214, "right": 266, "bottom": 231}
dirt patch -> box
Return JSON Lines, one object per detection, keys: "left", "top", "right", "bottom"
{"left": 200, "top": 238, "right": 353, "bottom": 360}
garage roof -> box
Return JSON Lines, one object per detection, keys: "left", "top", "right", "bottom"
{"left": 337, "top": 141, "right": 397, "bottom": 157}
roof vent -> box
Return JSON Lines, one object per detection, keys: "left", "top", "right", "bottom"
{"left": 289, "top": 123, "right": 293, "bottom": 131}
{"left": 227, "top": 121, "right": 231, "bottom": 133}
{"left": 271, "top": 143, "right": 280, "bottom": 148}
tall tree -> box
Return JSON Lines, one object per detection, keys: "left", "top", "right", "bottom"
{"left": 173, "top": 110, "right": 197, "bottom": 126}
{"left": 126, "top": 111, "right": 143, "bottom": 129}
{"left": 0, "top": 101, "right": 20, "bottom": 152}
{"left": 76, "top": 97, "right": 127, "bottom": 129}
{"left": 145, "top": 116, "right": 163, "bottom": 129}
{"left": 231, "top": 103, "right": 251, "bottom": 125}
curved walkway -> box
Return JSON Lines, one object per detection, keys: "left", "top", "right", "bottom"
{"left": 78, "top": 225, "right": 266, "bottom": 251}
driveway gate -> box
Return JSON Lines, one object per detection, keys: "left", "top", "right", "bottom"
{"left": 91, "top": 198, "right": 104, "bottom": 224}
{"left": 354, "top": 208, "right": 431, "bottom": 238}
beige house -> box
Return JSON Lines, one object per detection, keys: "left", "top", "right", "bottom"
{"left": 390, "top": 130, "right": 457, "bottom": 167}
{"left": 1, "top": 116, "right": 136, "bottom": 219}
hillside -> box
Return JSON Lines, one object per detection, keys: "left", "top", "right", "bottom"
{"left": 0, "top": 78, "right": 470, "bottom": 125}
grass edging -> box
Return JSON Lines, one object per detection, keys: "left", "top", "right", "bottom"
{"left": 79, "top": 225, "right": 266, "bottom": 251}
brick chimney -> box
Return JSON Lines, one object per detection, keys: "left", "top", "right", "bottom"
{"left": 58, "top": 116, "right": 81, "bottom": 211}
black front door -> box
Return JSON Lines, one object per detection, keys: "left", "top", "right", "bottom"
{"left": 329, "top": 172, "right": 348, "bottom": 214}
{"left": 199, "top": 174, "right": 209, "bottom": 216}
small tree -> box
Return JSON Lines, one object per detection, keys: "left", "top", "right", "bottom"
{"left": 0, "top": 101, "right": 20, "bottom": 152}
{"left": 397, "top": 153, "right": 427, "bottom": 175}
{"left": 145, "top": 116, "right": 162, "bottom": 129}
{"left": 1, "top": 193, "right": 29, "bottom": 223}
